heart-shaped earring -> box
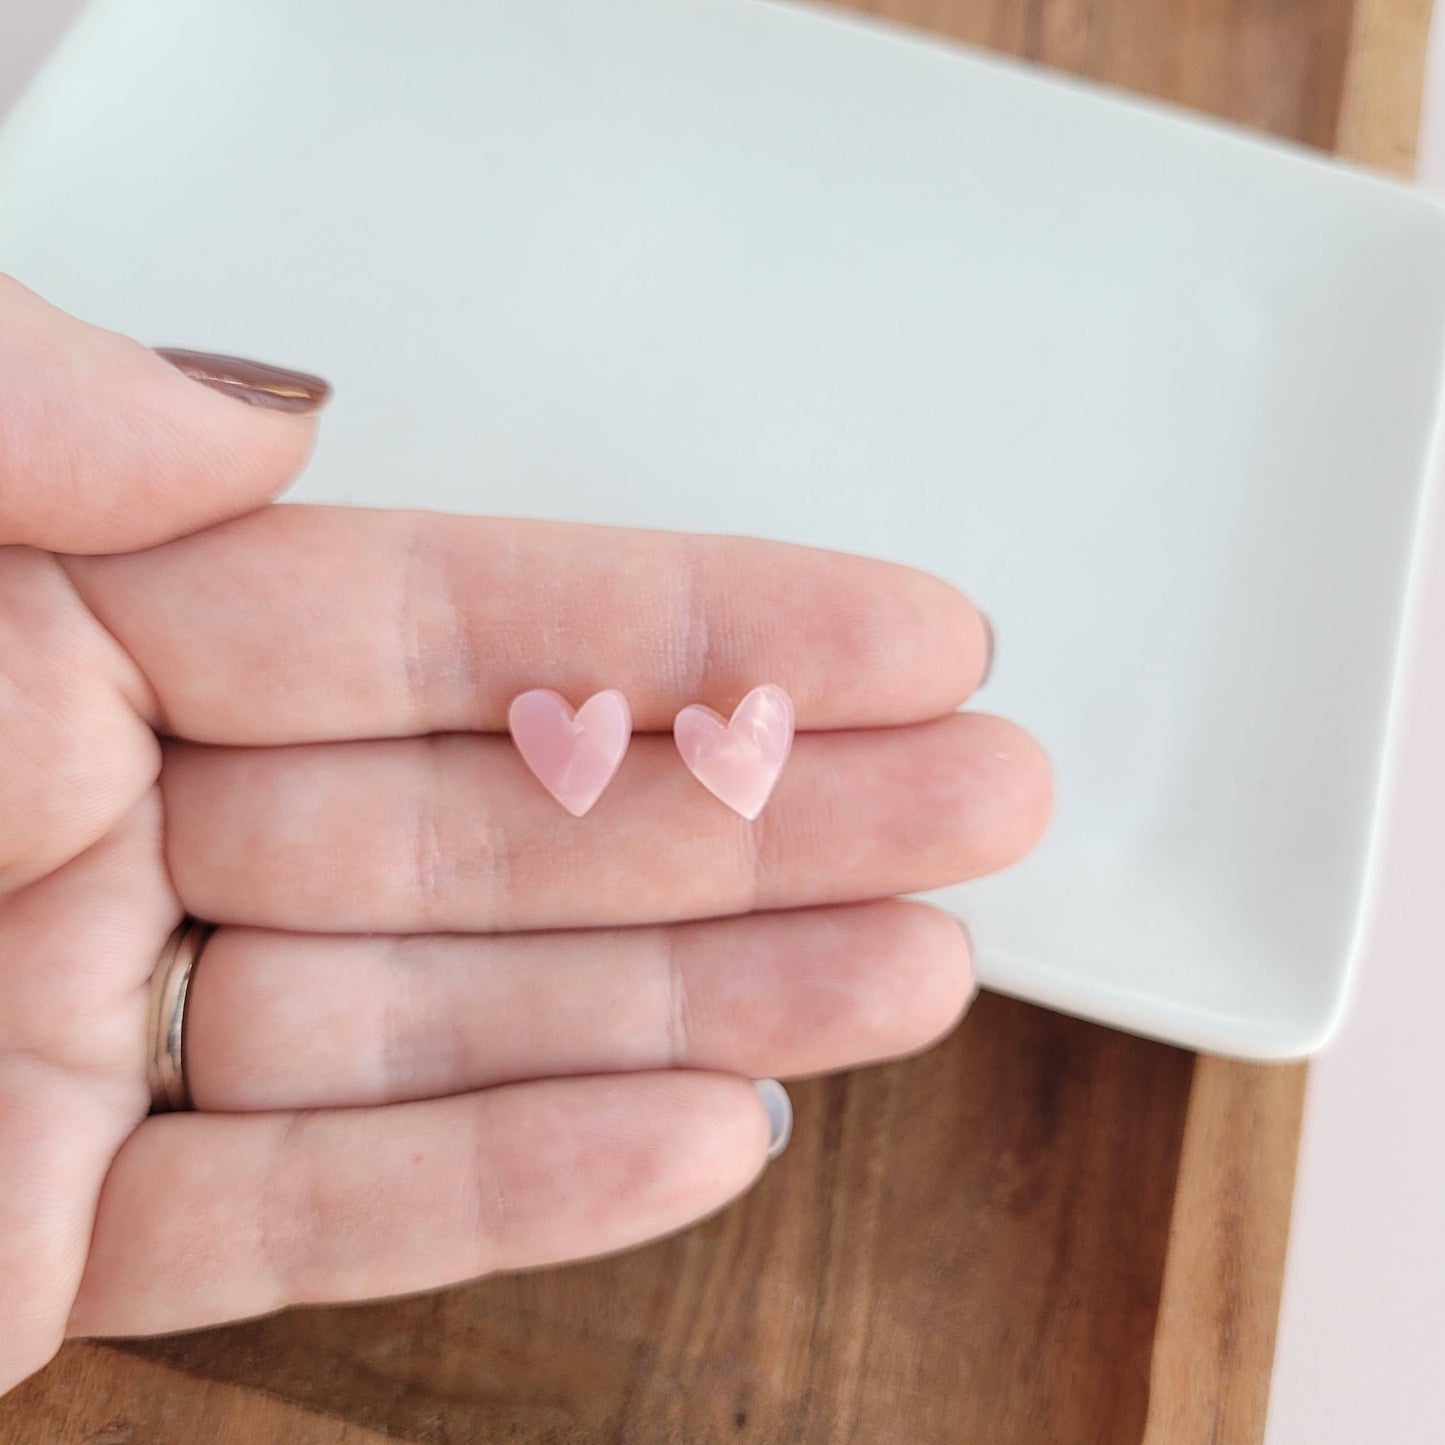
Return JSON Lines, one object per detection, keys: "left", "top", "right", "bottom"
{"left": 674, "top": 684, "right": 795, "bottom": 820}
{"left": 508, "top": 688, "right": 632, "bottom": 817}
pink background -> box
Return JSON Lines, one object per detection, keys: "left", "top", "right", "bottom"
{"left": 1266, "top": 15, "right": 1445, "bottom": 1439}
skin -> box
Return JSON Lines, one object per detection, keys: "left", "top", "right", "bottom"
{"left": 0, "top": 276, "right": 1052, "bottom": 1391}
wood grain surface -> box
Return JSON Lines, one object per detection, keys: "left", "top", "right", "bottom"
{"left": 1142, "top": 1059, "right": 1307, "bottom": 1445}
{"left": 0, "top": 1, "right": 1430, "bottom": 1442}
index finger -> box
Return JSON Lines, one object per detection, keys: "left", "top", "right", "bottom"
{"left": 64, "top": 506, "right": 990, "bottom": 744}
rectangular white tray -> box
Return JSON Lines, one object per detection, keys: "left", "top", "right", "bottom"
{"left": 5, "top": 0, "right": 1445, "bottom": 1057}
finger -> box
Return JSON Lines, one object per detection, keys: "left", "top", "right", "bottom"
{"left": 0, "top": 276, "right": 328, "bottom": 554}
{"left": 185, "top": 901, "right": 972, "bottom": 1111}
{"left": 63, "top": 505, "right": 988, "bottom": 741}
{"left": 67, "top": 1073, "right": 770, "bottom": 1337}
{"left": 163, "top": 713, "right": 1051, "bottom": 932}
{"left": 0, "top": 795, "right": 171, "bottom": 1390}
{"left": 0, "top": 1064, "right": 134, "bottom": 1389}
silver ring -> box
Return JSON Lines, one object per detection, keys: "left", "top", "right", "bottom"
{"left": 147, "top": 920, "right": 213, "bottom": 1112}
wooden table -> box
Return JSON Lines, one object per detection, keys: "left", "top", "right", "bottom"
{"left": 1, "top": 2, "right": 1430, "bottom": 1441}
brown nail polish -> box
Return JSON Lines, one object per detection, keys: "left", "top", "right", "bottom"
{"left": 155, "top": 347, "right": 332, "bottom": 415}
{"left": 979, "top": 612, "right": 995, "bottom": 688}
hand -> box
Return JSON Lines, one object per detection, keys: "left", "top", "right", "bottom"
{"left": 0, "top": 276, "right": 1051, "bottom": 1393}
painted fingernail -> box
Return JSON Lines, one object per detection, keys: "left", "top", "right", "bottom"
{"left": 978, "top": 612, "right": 995, "bottom": 688}
{"left": 155, "top": 347, "right": 332, "bottom": 414}
{"left": 753, "top": 1079, "right": 793, "bottom": 1160}
{"left": 955, "top": 917, "right": 980, "bottom": 998}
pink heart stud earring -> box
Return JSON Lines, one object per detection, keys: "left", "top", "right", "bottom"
{"left": 674, "top": 684, "right": 795, "bottom": 820}
{"left": 508, "top": 688, "right": 632, "bottom": 817}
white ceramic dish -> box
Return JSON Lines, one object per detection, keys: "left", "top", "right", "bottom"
{"left": 4, "top": 0, "right": 1444, "bottom": 1058}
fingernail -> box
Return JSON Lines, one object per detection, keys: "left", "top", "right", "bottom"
{"left": 155, "top": 347, "right": 332, "bottom": 414}
{"left": 978, "top": 612, "right": 995, "bottom": 688}
{"left": 753, "top": 1079, "right": 793, "bottom": 1160}
{"left": 955, "top": 917, "right": 980, "bottom": 998}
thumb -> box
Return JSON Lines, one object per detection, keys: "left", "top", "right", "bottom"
{"left": 0, "top": 275, "right": 330, "bottom": 555}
